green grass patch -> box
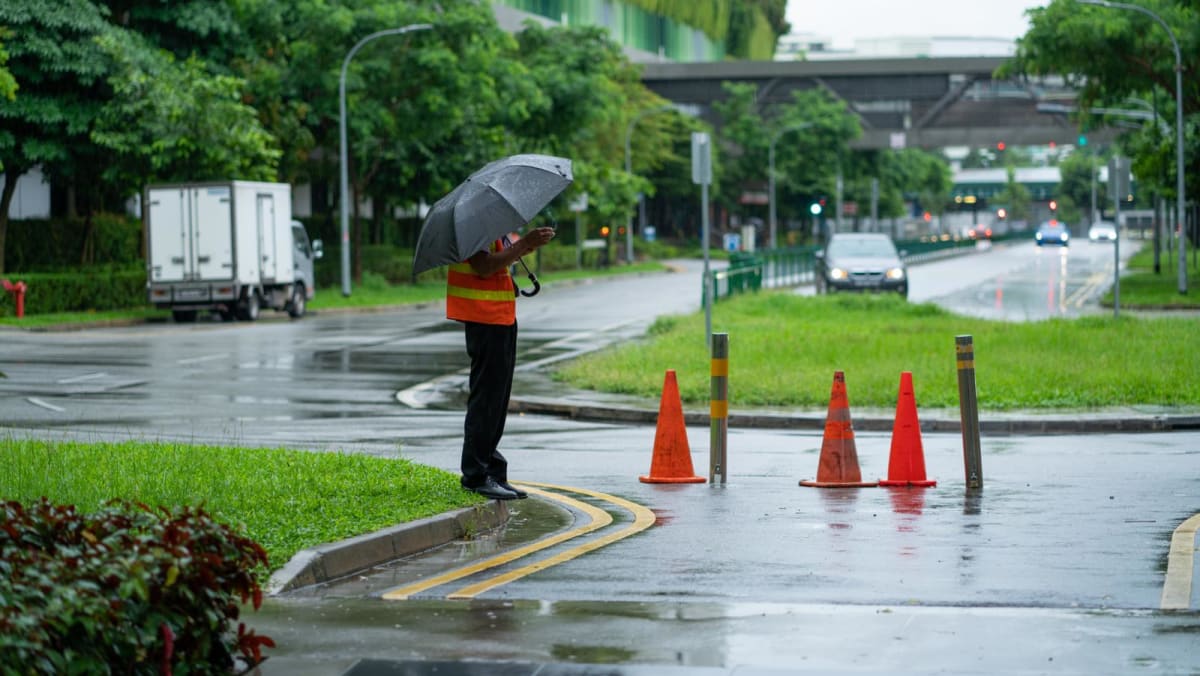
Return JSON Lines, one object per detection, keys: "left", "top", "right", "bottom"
{"left": 0, "top": 438, "right": 483, "bottom": 572}
{"left": 554, "top": 292, "right": 1200, "bottom": 410}
{"left": 1104, "top": 243, "right": 1200, "bottom": 308}
{"left": 0, "top": 308, "right": 168, "bottom": 328}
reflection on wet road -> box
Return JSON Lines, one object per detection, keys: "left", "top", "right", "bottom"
{"left": 909, "top": 238, "right": 1137, "bottom": 320}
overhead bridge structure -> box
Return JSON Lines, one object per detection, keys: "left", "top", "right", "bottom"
{"left": 641, "top": 57, "right": 1116, "bottom": 150}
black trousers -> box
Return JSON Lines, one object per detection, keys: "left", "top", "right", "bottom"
{"left": 461, "top": 320, "right": 517, "bottom": 488}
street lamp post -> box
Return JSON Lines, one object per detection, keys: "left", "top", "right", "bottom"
{"left": 768, "top": 122, "right": 814, "bottom": 250}
{"left": 623, "top": 105, "right": 674, "bottom": 264}
{"left": 339, "top": 23, "right": 432, "bottom": 297}
{"left": 1079, "top": 0, "right": 1187, "bottom": 294}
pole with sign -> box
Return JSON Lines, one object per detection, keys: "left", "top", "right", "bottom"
{"left": 692, "top": 132, "right": 713, "bottom": 346}
{"left": 570, "top": 192, "right": 588, "bottom": 269}
{"left": 1108, "top": 156, "right": 1130, "bottom": 317}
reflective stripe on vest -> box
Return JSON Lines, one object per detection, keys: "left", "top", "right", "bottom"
{"left": 446, "top": 240, "right": 515, "bottom": 325}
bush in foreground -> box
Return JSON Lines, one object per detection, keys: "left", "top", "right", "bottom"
{"left": 0, "top": 498, "right": 272, "bottom": 675}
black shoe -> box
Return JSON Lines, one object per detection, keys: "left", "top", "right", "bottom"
{"left": 496, "top": 480, "right": 528, "bottom": 499}
{"left": 471, "top": 477, "right": 519, "bottom": 501}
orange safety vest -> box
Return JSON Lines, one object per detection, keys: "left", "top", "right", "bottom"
{"left": 446, "top": 238, "right": 516, "bottom": 325}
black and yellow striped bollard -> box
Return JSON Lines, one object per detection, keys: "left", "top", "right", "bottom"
{"left": 710, "top": 333, "right": 729, "bottom": 484}
{"left": 956, "top": 335, "right": 983, "bottom": 490}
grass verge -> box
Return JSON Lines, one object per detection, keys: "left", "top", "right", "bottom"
{"left": 1103, "top": 242, "right": 1200, "bottom": 308}
{"left": 0, "top": 308, "right": 169, "bottom": 328}
{"left": 0, "top": 438, "right": 483, "bottom": 573}
{"left": 554, "top": 291, "right": 1200, "bottom": 411}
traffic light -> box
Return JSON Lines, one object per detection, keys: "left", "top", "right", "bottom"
{"left": 996, "top": 141, "right": 1006, "bottom": 152}
{"left": 1049, "top": 200, "right": 1058, "bottom": 211}
{"left": 809, "top": 202, "right": 822, "bottom": 216}
{"left": 997, "top": 208, "right": 1007, "bottom": 219}
{"left": 1078, "top": 134, "right": 1088, "bottom": 147}
{"left": 600, "top": 226, "right": 610, "bottom": 237}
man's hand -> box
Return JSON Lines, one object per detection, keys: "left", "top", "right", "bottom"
{"left": 467, "top": 226, "right": 558, "bottom": 277}
{"left": 518, "top": 226, "right": 556, "bottom": 255}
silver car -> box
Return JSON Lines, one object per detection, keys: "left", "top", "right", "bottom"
{"left": 815, "top": 233, "right": 908, "bottom": 298}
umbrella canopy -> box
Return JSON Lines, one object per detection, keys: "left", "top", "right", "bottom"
{"left": 412, "top": 154, "right": 573, "bottom": 275}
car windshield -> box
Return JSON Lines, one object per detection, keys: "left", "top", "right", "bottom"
{"left": 828, "top": 237, "right": 897, "bottom": 258}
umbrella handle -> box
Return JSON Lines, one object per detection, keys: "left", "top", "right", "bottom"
{"left": 516, "top": 257, "right": 540, "bottom": 297}
{"left": 520, "top": 273, "right": 540, "bottom": 297}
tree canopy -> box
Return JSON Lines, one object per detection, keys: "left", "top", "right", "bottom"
{"left": 1002, "top": 0, "right": 1197, "bottom": 204}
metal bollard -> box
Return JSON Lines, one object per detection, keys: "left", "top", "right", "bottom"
{"left": 709, "top": 332, "right": 729, "bottom": 484}
{"left": 955, "top": 335, "right": 983, "bottom": 490}
{"left": 2, "top": 279, "right": 26, "bottom": 319}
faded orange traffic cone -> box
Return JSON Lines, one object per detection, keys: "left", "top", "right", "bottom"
{"left": 799, "top": 371, "right": 878, "bottom": 488}
{"left": 879, "top": 371, "right": 937, "bottom": 487}
{"left": 640, "top": 370, "right": 706, "bottom": 484}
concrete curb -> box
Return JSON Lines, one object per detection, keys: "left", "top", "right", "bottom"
{"left": 509, "top": 396, "right": 1200, "bottom": 436}
{"left": 266, "top": 501, "right": 509, "bottom": 595}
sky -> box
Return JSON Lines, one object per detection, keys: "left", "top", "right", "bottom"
{"left": 784, "top": 0, "right": 1048, "bottom": 49}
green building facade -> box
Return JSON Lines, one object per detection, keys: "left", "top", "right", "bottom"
{"left": 494, "top": 0, "right": 783, "bottom": 62}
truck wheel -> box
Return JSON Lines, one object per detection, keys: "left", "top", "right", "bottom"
{"left": 287, "top": 283, "right": 306, "bottom": 319}
{"left": 237, "top": 290, "right": 260, "bottom": 321}
{"left": 172, "top": 309, "right": 198, "bottom": 323}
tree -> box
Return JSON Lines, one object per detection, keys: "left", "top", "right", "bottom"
{"left": 0, "top": 0, "right": 112, "bottom": 274}
{"left": 713, "top": 83, "right": 861, "bottom": 241}
{"left": 994, "top": 167, "right": 1034, "bottom": 223}
{"left": 1002, "top": 0, "right": 1197, "bottom": 203}
{"left": 512, "top": 23, "right": 681, "bottom": 230}
{"left": 1057, "top": 148, "right": 1107, "bottom": 223}
{"left": 0, "top": 32, "right": 16, "bottom": 105}
{"left": 91, "top": 32, "right": 280, "bottom": 190}
{"left": 875, "top": 149, "right": 952, "bottom": 221}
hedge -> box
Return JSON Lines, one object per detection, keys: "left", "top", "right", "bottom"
{"left": 0, "top": 268, "right": 147, "bottom": 317}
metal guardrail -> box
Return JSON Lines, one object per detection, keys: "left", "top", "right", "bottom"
{"left": 703, "top": 264, "right": 762, "bottom": 304}
{"left": 702, "top": 233, "right": 1006, "bottom": 304}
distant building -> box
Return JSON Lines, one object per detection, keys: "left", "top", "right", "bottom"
{"left": 776, "top": 34, "right": 1016, "bottom": 60}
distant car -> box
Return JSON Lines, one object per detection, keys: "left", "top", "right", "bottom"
{"left": 1035, "top": 221, "right": 1070, "bottom": 247}
{"left": 1088, "top": 221, "right": 1117, "bottom": 242}
{"left": 815, "top": 233, "right": 908, "bottom": 297}
{"left": 962, "top": 224, "right": 993, "bottom": 240}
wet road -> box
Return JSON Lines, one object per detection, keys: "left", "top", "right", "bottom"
{"left": 909, "top": 237, "right": 1133, "bottom": 320}
{"left": 2, "top": 244, "right": 1197, "bottom": 674}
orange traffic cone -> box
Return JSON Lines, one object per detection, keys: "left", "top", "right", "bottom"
{"left": 640, "top": 370, "right": 706, "bottom": 484}
{"left": 799, "top": 371, "right": 878, "bottom": 488}
{"left": 879, "top": 371, "right": 937, "bottom": 487}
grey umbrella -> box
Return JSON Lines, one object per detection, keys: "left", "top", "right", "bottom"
{"left": 412, "top": 153, "right": 573, "bottom": 277}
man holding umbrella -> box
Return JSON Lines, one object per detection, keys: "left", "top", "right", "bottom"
{"left": 412, "top": 154, "right": 573, "bottom": 501}
{"left": 448, "top": 226, "right": 555, "bottom": 500}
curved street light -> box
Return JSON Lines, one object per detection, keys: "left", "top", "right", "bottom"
{"left": 623, "top": 104, "right": 675, "bottom": 263}
{"left": 339, "top": 23, "right": 433, "bottom": 297}
{"left": 768, "top": 122, "right": 814, "bottom": 250}
{"left": 1078, "top": 0, "right": 1187, "bottom": 294}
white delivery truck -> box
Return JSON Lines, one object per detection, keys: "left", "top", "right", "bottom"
{"left": 144, "top": 181, "right": 322, "bottom": 322}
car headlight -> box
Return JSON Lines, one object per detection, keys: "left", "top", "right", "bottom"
{"left": 1061, "top": 232, "right": 1069, "bottom": 241}
{"left": 829, "top": 267, "right": 848, "bottom": 280}
{"left": 886, "top": 267, "right": 905, "bottom": 280}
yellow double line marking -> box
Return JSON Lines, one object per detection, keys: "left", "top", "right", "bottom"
{"left": 382, "top": 482, "right": 654, "bottom": 601}
{"left": 1161, "top": 513, "right": 1200, "bottom": 610}
{"left": 1064, "top": 271, "right": 1110, "bottom": 308}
